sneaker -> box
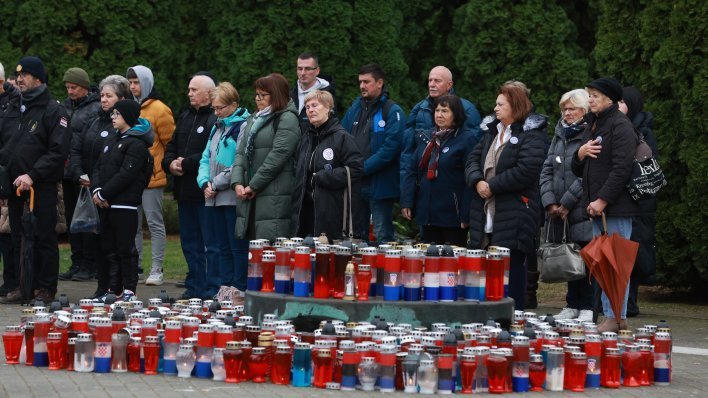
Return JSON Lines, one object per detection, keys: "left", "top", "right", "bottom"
{"left": 118, "top": 290, "right": 137, "bottom": 303}
{"left": 0, "top": 288, "right": 24, "bottom": 304}
{"left": 555, "top": 307, "right": 579, "bottom": 320}
{"left": 93, "top": 291, "right": 118, "bottom": 305}
{"left": 145, "top": 271, "right": 164, "bottom": 286}
{"left": 576, "top": 310, "right": 594, "bottom": 322}
{"left": 72, "top": 269, "right": 93, "bottom": 281}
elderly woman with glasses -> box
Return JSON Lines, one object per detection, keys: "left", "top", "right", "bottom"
{"left": 231, "top": 73, "right": 301, "bottom": 243}
{"left": 540, "top": 89, "right": 594, "bottom": 322}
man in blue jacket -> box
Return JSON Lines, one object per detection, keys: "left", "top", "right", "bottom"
{"left": 401, "top": 66, "right": 481, "bottom": 190}
{"left": 341, "top": 64, "right": 404, "bottom": 243}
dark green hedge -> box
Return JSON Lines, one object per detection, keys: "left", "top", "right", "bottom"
{"left": 1, "top": 0, "right": 704, "bottom": 289}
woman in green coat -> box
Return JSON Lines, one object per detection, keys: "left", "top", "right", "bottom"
{"left": 231, "top": 73, "right": 301, "bottom": 242}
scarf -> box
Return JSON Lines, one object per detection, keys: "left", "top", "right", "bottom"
{"left": 482, "top": 124, "right": 511, "bottom": 232}
{"left": 419, "top": 128, "right": 456, "bottom": 180}
{"left": 561, "top": 119, "right": 585, "bottom": 139}
{"left": 245, "top": 106, "right": 272, "bottom": 166}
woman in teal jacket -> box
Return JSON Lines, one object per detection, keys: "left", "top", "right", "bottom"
{"left": 197, "top": 82, "right": 250, "bottom": 294}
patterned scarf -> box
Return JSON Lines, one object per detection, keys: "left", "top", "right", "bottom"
{"left": 245, "top": 106, "right": 271, "bottom": 166}
{"left": 419, "top": 128, "right": 456, "bottom": 180}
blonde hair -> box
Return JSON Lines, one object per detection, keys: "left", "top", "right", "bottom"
{"left": 303, "top": 90, "right": 334, "bottom": 110}
{"left": 559, "top": 89, "right": 590, "bottom": 113}
{"left": 210, "top": 82, "right": 240, "bottom": 105}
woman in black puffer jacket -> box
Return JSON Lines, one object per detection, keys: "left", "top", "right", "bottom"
{"left": 291, "top": 90, "right": 363, "bottom": 241}
{"left": 465, "top": 82, "right": 547, "bottom": 310}
{"left": 68, "top": 75, "right": 131, "bottom": 299}
{"left": 572, "top": 77, "right": 640, "bottom": 332}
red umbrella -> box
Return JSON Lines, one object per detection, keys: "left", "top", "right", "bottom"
{"left": 581, "top": 214, "right": 639, "bottom": 322}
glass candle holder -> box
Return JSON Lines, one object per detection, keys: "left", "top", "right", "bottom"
{"left": 3, "top": 325, "right": 24, "bottom": 365}
{"left": 211, "top": 347, "right": 226, "bottom": 381}
{"left": 176, "top": 343, "right": 196, "bottom": 378}
{"left": 249, "top": 347, "right": 268, "bottom": 383}
{"left": 143, "top": 335, "right": 160, "bottom": 375}
{"left": 358, "top": 356, "right": 378, "bottom": 391}
{"left": 417, "top": 358, "right": 438, "bottom": 394}
{"left": 46, "top": 332, "right": 63, "bottom": 370}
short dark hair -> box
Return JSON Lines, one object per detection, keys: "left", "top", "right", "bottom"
{"left": 297, "top": 52, "right": 319, "bottom": 66}
{"left": 434, "top": 95, "right": 467, "bottom": 129}
{"left": 126, "top": 69, "right": 138, "bottom": 79}
{"left": 499, "top": 83, "right": 533, "bottom": 123}
{"left": 254, "top": 73, "right": 290, "bottom": 112}
{"left": 358, "top": 63, "right": 385, "bottom": 81}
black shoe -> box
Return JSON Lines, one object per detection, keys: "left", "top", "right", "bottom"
{"left": 626, "top": 310, "right": 640, "bottom": 318}
{"left": 58, "top": 266, "right": 79, "bottom": 281}
{"left": 178, "top": 291, "right": 193, "bottom": 300}
{"left": 87, "top": 289, "right": 108, "bottom": 300}
{"left": 72, "top": 269, "right": 93, "bottom": 281}
{"left": 0, "top": 288, "right": 24, "bottom": 304}
{"left": 0, "top": 284, "right": 16, "bottom": 297}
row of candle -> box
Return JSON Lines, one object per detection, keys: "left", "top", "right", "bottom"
{"left": 247, "top": 238, "right": 512, "bottom": 302}
{"left": 3, "top": 300, "right": 673, "bottom": 393}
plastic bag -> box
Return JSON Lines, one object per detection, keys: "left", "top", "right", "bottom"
{"left": 70, "top": 187, "right": 100, "bottom": 234}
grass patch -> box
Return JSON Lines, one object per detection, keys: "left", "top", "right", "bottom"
{"left": 59, "top": 235, "right": 187, "bottom": 280}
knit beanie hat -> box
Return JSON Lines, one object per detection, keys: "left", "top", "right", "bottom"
{"left": 622, "top": 86, "right": 644, "bottom": 121}
{"left": 16, "top": 56, "right": 47, "bottom": 83}
{"left": 586, "top": 77, "right": 623, "bottom": 103}
{"left": 63, "top": 67, "right": 90, "bottom": 88}
{"left": 112, "top": 100, "right": 141, "bottom": 127}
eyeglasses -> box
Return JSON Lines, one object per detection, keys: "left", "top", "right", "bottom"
{"left": 297, "top": 66, "right": 318, "bottom": 72}
{"left": 213, "top": 104, "right": 231, "bottom": 112}
{"left": 255, "top": 92, "right": 271, "bottom": 100}
{"left": 111, "top": 110, "right": 121, "bottom": 118}
{"left": 562, "top": 107, "right": 579, "bottom": 113}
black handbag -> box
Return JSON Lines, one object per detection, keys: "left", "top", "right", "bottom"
{"left": 626, "top": 131, "right": 667, "bottom": 201}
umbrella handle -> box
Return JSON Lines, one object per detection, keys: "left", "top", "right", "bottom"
{"left": 601, "top": 212, "right": 607, "bottom": 234}
{"left": 15, "top": 186, "right": 34, "bottom": 211}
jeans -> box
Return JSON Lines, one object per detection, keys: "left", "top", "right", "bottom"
{"left": 135, "top": 187, "right": 166, "bottom": 272}
{"left": 178, "top": 202, "right": 208, "bottom": 297}
{"left": 204, "top": 206, "right": 248, "bottom": 296}
{"left": 370, "top": 197, "right": 396, "bottom": 243}
{"left": 592, "top": 216, "right": 632, "bottom": 319}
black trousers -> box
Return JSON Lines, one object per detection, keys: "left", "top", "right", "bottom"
{"left": 0, "top": 233, "right": 15, "bottom": 289}
{"left": 63, "top": 181, "right": 96, "bottom": 273}
{"left": 421, "top": 225, "right": 469, "bottom": 247}
{"left": 99, "top": 207, "right": 139, "bottom": 294}
{"left": 8, "top": 182, "right": 60, "bottom": 293}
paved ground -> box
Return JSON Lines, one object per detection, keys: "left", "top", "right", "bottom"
{"left": 0, "top": 279, "right": 706, "bottom": 397}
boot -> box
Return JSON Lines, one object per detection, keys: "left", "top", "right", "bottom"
{"left": 525, "top": 270, "right": 540, "bottom": 309}
{"left": 72, "top": 267, "right": 93, "bottom": 281}
{"left": 58, "top": 265, "right": 80, "bottom": 281}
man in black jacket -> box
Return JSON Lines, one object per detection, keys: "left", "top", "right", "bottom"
{"left": 162, "top": 73, "right": 216, "bottom": 298}
{"left": 59, "top": 67, "right": 101, "bottom": 282}
{"left": 0, "top": 56, "right": 71, "bottom": 304}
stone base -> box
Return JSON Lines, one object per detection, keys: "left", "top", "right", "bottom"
{"left": 245, "top": 291, "right": 515, "bottom": 329}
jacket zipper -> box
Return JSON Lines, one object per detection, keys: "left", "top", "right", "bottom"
{"left": 453, "top": 193, "right": 460, "bottom": 219}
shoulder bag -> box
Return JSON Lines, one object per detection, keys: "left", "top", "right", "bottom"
{"left": 538, "top": 218, "right": 586, "bottom": 283}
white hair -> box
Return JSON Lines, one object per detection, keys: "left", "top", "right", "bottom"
{"left": 559, "top": 88, "right": 590, "bottom": 113}
{"left": 0, "top": 62, "right": 5, "bottom": 81}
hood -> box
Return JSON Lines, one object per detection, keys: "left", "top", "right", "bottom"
{"left": 622, "top": 86, "right": 644, "bottom": 121}
{"left": 216, "top": 107, "right": 250, "bottom": 130}
{"left": 127, "top": 65, "right": 154, "bottom": 103}
{"left": 299, "top": 77, "right": 330, "bottom": 93}
{"left": 122, "top": 117, "right": 155, "bottom": 147}
{"left": 479, "top": 113, "right": 548, "bottom": 132}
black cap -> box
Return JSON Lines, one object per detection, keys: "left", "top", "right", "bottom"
{"left": 16, "top": 56, "right": 47, "bottom": 83}
{"left": 112, "top": 99, "right": 141, "bottom": 127}
{"left": 586, "top": 77, "right": 623, "bottom": 103}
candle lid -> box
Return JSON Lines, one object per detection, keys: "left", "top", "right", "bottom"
{"left": 239, "top": 341, "right": 252, "bottom": 348}
{"left": 419, "top": 358, "right": 434, "bottom": 366}
{"left": 317, "top": 348, "right": 331, "bottom": 357}
{"left": 262, "top": 252, "right": 275, "bottom": 261}
{"left": 250, "top": 239, "right": 265, "bottom": 248}
{"left": 252, "top": 347, "right": 266, "bottom": 354}
{"left": 295, "top": 342, "right": 311, "bottom": 350}
{"left": 361, "top": 356, "right": 376, "bottom": 363}
{"left": 226, "top": 341, "right": 240, "bottom": 350}
{"left": 601, "top": 331, "right": 617, "bottom": 340}
{"left": 570, "top": 351, "right": 587, "bottom": 359}
{"left": 77, "top": 333, "right": 93, "bottom": 342}
{"left": 486, "top": 252, "right": 502, "bottom": 260}
{"left": 585, "top": 334, "right": 601, "bottom": 343}
{"left": 145, "top": 336, "right": 159, "bottom": 344}
{"left": 275, "top": 345, "right": 291, "bottom": 353}
{"left": 530, "top": 354, "right": 543, "bottom": 362}
{"left": 325, "top": 382, "right": 341, "bottom": 390}
{"left": 48, "top": 332, "right": 62, "bottom": 339}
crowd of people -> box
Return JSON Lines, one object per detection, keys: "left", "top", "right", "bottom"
{"left": 0, "top": 53, "right": 657, "bottom": 333}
